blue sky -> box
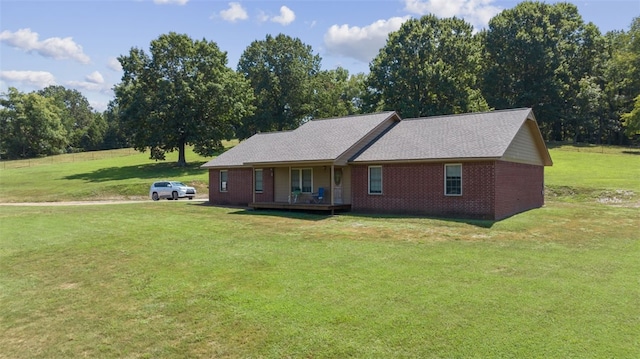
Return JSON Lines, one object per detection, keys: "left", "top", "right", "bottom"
{"left": 1, "top": 0, "right": 638, "bottom": 112}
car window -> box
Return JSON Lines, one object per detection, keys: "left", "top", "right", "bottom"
{"left": 172, "top": 182, "right": 186, "bottom": 187}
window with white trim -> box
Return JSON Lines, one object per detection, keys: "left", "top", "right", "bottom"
{"left": 368, "top": 166, "right": 382, "bottom": 194}
{"left": 291, "top": 168, "right": 312, "bottom": 193}
{"left": 255, "top": 169, "right": 263, "bottom": 193}
{"left": 220, "top": 170, "right": 228, "bottom": 192}
{"left": 445, "top": 164, "right": 462, "bottom": 196}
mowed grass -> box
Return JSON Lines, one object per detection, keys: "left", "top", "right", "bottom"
{"left": 545, "top": 143, "right": 640, "bottom": 196}
{"left": 0, "top": 147, "right": 214, "bottom": 202}
{"left": 1, "top": 202, "right": 638, "bottom": 358}
{"left": 0, "top": 143, "right": 639, "bottom": 357}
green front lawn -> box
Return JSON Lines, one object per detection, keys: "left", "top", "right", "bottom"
{"left": 1, "top": 201, "right": 638, "bottom": 358}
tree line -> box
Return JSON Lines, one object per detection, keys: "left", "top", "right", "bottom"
{"left": 2, "top": 1, "right": 639, "bottom": 163}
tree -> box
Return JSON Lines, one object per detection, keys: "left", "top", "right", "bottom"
{"left": 312, "top": 67, "right": 365, "bottom": 118}
{"left": 38, "top": 85, "right": 98, "bottom": 151}
{"left": 237, "top": 34, "right": 321, "bottom": 139}
{"left": 0, "top": 87, "right": 67, "bottom": 159}
{"left": 100, "top": 101, "right": 129, "bottom": 150}
{"left": 622, "top": 94, "right": 640, "bottom": 136}
{"left": 81, "top": 112, "right": 108, "bottom": 151}
{"left": 482, "top": 1, "right": 605, "bottom": 141}
{"left": 603, "top": 17, "right": 640, "bottom": 143}
{"left": 367, "top": 15, "right": 489, "bottom": 118}
{"left": 114, "top": 32, "right": 255, "bottom": 166}
{"left": 572, "top": 76, "right": 606, "bottom": 142}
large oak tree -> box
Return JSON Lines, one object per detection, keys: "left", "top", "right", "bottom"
{"left": 114, "top": 32, "right": 254, "bottom": 165}
{"left": 237, "top": 34, "right": 321, "bottom": 139}
{"left": 482, "top": 1, "right": 604, "bottom": 141}
{"left": 367, "top": 15, "right": 489, "bottom": 118}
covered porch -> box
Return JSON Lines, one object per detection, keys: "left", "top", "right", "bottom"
{"left": 250, "top": 162, "right": 351, "bottom": 206}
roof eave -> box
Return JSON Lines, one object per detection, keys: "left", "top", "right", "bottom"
{"left": 349, "top": 156, "right": 502, "bottom": 165}
{"left": 201, "top": 164, "right": 250, "bottom": 169}
{"left": 244, "top": 159, "right": 336, "bottom": 167}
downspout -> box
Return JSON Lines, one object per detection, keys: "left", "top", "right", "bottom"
{"left": 252, "top": 167, "right": 255, "bottom": 205}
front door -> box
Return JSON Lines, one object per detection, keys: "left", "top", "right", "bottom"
{"left": 333, "top": 168, "right": 343, "bottom": 204}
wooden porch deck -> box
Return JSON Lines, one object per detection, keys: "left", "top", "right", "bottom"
{"left": 249, "top": 202, "right": 351, "bottom": 213}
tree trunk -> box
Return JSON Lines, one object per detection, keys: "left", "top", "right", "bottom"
{"left": 177, "top": 139, "right": 186, "bottom": 167}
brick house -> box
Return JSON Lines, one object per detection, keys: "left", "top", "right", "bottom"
{"left": 201, "top": 109, "right": 552, "bottom": 220}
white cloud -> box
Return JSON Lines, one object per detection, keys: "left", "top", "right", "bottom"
{"left": 90, "top": 100, "right": 109, "bottom": 113}
{"left": 107, "top": 57, "right": 122, "bottom": 72}
{"left": 86, "top": 71, "right": 104, "bottom": 84}
{"left": 66, "top": 71, "right": 111, "bottom": 95}
{"left": 220, "top": 2, "right": 248, "bottom": 22}
{"left": 153, "top": 0, "right": 189, "bottom": 5}
{"left": 272, "top": 6, "right": 295, "bottom": 25}
{"left": 258, "top": 6, "right": 295, "bottom": 26}
{"left": 0, "top": 28, "right": 90, "bottom": 64}
{"left": 67, "top": 79, "right": 112, "bottom": 95}
{"left": 323, "top": 16, "right": 410, "bottom": 63}
{"left": 0, "top": 70, "right": 56, "bottom": 88}
{"left": 257, "top": 11, "right": 270, "bottom": 23}
{"left": 403, "top": 0, "right": 502, "bottom": 29}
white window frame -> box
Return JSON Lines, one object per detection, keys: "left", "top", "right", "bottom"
{"left": 444, "top": 164, "right": 462, "bottom": 196}
{"left": 291, "top": 168, "right": 313, "bottom": 193}
{"left": 220, "top": 170, "right": 228, "bottom": 192}
{"left": 254, "top": 169, "right": 263, "bottom": 193}
{"left": 368, "top": 165, "right": 382, "bottom": 195}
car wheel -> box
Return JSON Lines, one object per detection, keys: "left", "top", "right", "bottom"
{"left": 172, "top": 191, "right": 179, "bottom": 200}
{"left": 152, "top": 192, "right": 159, "bottom": 201}
{"left": 188, "top": 197, "right": 193, "bottom": 200}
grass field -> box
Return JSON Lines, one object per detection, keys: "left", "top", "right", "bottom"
{"left": 0, "top": 147, "right": 212, "bottom": 202}
{"left": 0, "top": 144, "right": 639, "bottom": 358}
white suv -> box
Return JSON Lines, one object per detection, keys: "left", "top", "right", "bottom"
{"left": 149, "top": 181, "right": 196, "bottom": 201}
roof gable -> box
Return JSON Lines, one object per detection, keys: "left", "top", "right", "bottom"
{"left": 201, "top": 111, "right": 398, "bottom": 168}
{"left": 350, "top": 108, "right": 552, "bottom": 166}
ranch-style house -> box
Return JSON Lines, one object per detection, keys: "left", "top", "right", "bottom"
{"left": 201, "top": 108, "right": 553, "bottom": 220}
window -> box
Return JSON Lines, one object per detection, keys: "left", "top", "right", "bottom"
{"left": 291, "top": 168, "right": 312, "bottom": 193}
{"left": 368, "top": 166, "right": 382, "bottom": 194}
{"left": 255, "top": 169, "right": 263, "bottom": 192}
{"left": 220, "top": 170, "right": 228, "bottom": 192}
{"left": 445, "top": 164, "right": 462, "bottom": 196}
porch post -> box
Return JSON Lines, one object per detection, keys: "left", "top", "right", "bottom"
{"left": 330, "top": 165, "right": 335, "bottom": 206}
{"left": 288, "top": 166, "right": 292, "bottom": 204}
{"left": 252, "top": 167, "right": 255, "bottom": 204}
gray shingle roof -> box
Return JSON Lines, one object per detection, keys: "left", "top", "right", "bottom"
{"left": 350, "top": 108, "right": 537, "bottom": 162}
{"left": 201, "top": 111, "right": 397, "bottom": 168}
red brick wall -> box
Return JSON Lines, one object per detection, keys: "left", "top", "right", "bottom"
{"left": 351, "top": 162, "right": 496, "bottom": 219}
{"left": 494, "top": 161, "right": 544, "bottom": 220}
{"left": 208, "top": 168, "right": 252, "bottom": 206}
{"left": 208, "top": 168, "right": 275, "bottom": 206}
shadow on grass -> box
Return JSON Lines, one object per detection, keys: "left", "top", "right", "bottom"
{"left": 65, "top": 161, "right": 207, "bottom": 182}
{"left": 229, "top": 208, "right": 331, "bottom": 222}
{"left": 222, "top": 206, "right": 496, "bottom": 227}
{"left": 622, "top": 150, "right": 640, "bottom": 155}
{"left": 344, "top": 212, "right": 496, "bottom": 228}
